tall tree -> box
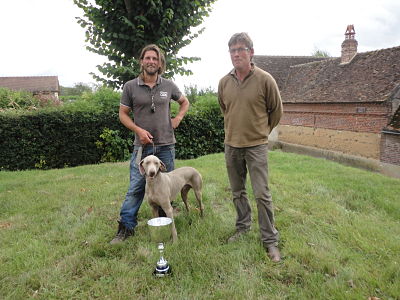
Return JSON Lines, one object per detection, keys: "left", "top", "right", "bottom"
{"left": 74, "top": 0, "right": 217, "bottom": 88}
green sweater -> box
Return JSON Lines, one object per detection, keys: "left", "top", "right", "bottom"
{"left": 218, "top": 65, "right": 283, "bottom": 148}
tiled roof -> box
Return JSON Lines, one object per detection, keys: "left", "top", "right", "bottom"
{"left": 0, "top": 76, "right": 59, "bottom": 93}
{"left": 253, "top": 55, "right": 329, "bottom": 90}
{"left": 280, "top": 46, "right": 400, "bottom": 103}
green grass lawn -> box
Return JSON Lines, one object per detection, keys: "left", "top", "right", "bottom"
{"left": 1, "top": 151, "right": 399, "bottom": 299}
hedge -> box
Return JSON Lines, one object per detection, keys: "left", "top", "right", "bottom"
{"left": 0, "top": 97, "right": 224, "bottom": 171}
{"left": 0, "top": 109, "right": 129, "bottom": 170}
{"left": 174, "top": 97, "right": 224, "bottom": 159}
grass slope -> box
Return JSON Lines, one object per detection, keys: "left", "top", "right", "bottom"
{"left": 1, "top": 151, "right": 399, "bottom": 299}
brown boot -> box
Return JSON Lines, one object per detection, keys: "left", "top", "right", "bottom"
{"left": 110, "top": 221, "right": 134, "bottom": 245}
{"left": 267, "top": 245, "right": 281, "bottom": 262}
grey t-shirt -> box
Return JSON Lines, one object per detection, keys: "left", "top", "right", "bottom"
{"left": 120, "top": 76, "right": 182, "bottom": 146}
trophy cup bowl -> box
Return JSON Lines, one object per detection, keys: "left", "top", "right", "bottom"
{"left": 148, "top": 217, "right": 172, "bottom": 243}
{"left": 147, "top": 217, "right": 173, "bottom": 277}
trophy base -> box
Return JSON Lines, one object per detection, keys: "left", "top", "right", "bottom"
{"left": 153, "top": 265, "right": 172, "bottom": 277}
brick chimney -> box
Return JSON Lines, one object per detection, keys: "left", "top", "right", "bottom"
{"left": 341, "top": 24, "right": 358, "bottom": 64}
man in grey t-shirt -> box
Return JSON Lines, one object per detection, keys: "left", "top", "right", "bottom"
{"left": 110, "top": 44, "right": 189, "bottom": 244}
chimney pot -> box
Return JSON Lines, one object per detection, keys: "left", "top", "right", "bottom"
{"left": 341, "top": 24, "right": 358, "bottom": 64}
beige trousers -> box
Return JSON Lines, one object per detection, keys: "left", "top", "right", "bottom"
{"left": 224, "top": 144, "right": 279, "bottom": 247}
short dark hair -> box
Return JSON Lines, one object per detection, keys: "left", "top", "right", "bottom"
{"left": 139, "top": 44, "right": 166, "bottom": 75}
{"left": 228, "top": 32, "right": 253, "bottom": 50}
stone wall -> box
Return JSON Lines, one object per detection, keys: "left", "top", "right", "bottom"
{"left": 278, "top": 125, "right": 381, "bottom": 159}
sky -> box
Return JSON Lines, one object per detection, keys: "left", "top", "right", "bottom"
{"left": 1, "top": 0, "right": 400, "bottom": 92}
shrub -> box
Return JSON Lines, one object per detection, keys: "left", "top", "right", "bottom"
{"left": 60, "top": 82, "right": 93, "bottom": 96}
{"left": 79, "top": 86, "right": 121, "bottom": 111}
{"left": 0, "top": 91, "right": 222, "bottom": 170}
{"left": 0, "top": 108, "right": 133, "bottom": 170}
{"left": 183, "top": 85, "right": 216, "bottom": 104}
{"left": 0, "top": 87, "right": 42, "bottom": 111}
{"left": 95, "top": 128, "right": 131, "bottom": 162}
{"left": 174, "top": 93, "right": 224, "bottom": 159}
{"left": 64, "top": 86, "right": 121, "bottom": 112}
{"left": 59, "top": 95, "right": 80, "bottom": 102}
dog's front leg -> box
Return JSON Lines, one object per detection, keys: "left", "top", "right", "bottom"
{"left": 150, "top": 203, "right": 159, "bottom": 218}
{"left": 170, "top": 219, "right": 178, "bottom": 243}
{"left": 162, "top": 204, "right": 178, "bottom": 242}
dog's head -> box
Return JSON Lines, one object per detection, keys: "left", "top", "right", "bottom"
{"left": 139, "top": 155, "right": 167, "bottom": 179}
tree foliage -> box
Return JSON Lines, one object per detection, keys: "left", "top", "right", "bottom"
{"left": 311, "top": 47, "right": 331, "bottom": 58}
{"left": 60, "top": 82, "right": 93, "bottom": 96}
{"left": 74, "top": 0, "right": 217, "bottom": 89}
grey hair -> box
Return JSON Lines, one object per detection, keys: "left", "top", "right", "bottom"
{"left": 228, "top": 32, "right": 253, "bottom": 50}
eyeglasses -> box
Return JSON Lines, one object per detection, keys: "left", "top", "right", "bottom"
{"left": 229, "top": 47, "right": 250, "bottom": 54}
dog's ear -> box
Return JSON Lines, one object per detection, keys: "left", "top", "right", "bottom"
{"left": 139, "top": 159, "right": 146, "bottom": 175}
{"left": 160, "top": 160, "right": 167, "bottom": 172}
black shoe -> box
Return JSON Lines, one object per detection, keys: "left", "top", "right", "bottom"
{"left": 110, "top": 221, "right": 134, "bottom": 244}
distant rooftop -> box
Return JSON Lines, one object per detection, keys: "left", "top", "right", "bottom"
{"left": 281, "top": 46, "right": 400, "bottom": 103}
{"left": 0, "top": 76, "right": 59, "bottom": 93}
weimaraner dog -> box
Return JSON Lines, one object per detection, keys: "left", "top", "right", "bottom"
{"left": 139, "top": 155, "right": 204, "bottom": 242}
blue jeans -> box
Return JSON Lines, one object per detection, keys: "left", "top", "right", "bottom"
{"left": 120, "top": 144, "right": 175, "bottom": 230}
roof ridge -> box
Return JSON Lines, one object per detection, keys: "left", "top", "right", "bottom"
{"left": 253, "top": 54, "right": 333, "bottom": 59}
{"left": 0, "top": 75, "right": 58, "bottom": 79}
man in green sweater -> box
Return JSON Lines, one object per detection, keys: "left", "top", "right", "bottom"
{"left": 218, "top": 32, "right": 283, "bottom": 262}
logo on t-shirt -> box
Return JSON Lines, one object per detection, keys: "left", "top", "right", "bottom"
{"left": 160, "top": 91, "right": 168, "bottom": 98}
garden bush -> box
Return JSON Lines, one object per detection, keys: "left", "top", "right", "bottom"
{"left": 174, "top": 93, "right": 224, "bottom": 159}
{"left": 95, "top": 128, "right": 132, "bottom": 163}
{"left": 0, "top": 109, "right": 130, "bottom": 170}
{"left": 0, "top": 90, "right": 224, "bottom": 170}
{"left": 0, "top": 87, "right": 42, "bottom": 110}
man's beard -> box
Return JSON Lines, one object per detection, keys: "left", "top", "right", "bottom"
{"left": 144, "top": 65, "right": 159, "bottom": 76}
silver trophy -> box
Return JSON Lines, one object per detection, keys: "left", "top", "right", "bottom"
{"left": 147, "top": 217, "right": 173, "bottom": 277}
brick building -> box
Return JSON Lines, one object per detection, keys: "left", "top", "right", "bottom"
{"left": 254, "top": 25, "right": 400, "bottom": 166}
{"left": 381, "top": 105, "right": 400, "bottom": 165}
{"left": 0, "top": 76, "right": 60, "bottom": 102}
